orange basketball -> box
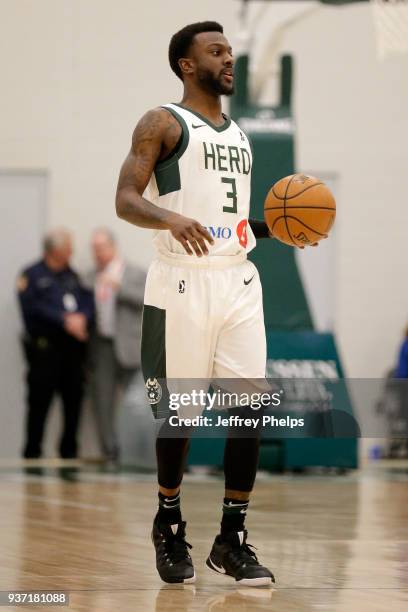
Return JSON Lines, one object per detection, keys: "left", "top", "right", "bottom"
{"left": 264, "top": 174, "right": 336, "bottom": 247}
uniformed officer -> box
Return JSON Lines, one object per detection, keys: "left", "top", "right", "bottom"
{"left": 17, "top": 228, "right": 94, "bottom": 459}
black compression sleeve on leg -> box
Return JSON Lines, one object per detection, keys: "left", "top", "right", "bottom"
{"left": 224, "top": 436, "right": 260, "bottom": 492}
{"left": 223, "top": 405, "right": 263, "bottom": 491}
{"left": 156, "top": 419, "right": 192, "bottom": 490}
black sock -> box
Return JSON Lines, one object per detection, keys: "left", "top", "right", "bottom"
{"left": 220, "top": 497, "right": 249, "bottom": 537}
{"left": 156, "top": 491, "right": 182, "bottom": 525}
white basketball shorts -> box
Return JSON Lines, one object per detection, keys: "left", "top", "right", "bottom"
{"left": 141, "top": 253, "right": 267, "bottom": 417}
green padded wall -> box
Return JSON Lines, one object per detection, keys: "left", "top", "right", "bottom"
{"left": 230, "top": 54, "right": 313, "bottom": 330}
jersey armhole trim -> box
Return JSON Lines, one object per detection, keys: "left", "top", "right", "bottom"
{"left": 155, "top": 106, "right": 189, "bottom": 170}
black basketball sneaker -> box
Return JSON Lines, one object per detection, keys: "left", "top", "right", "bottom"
{"left": 152, "top": 519, "right": 195, "bottom": 583}
{"left": 206, "top": 530, "right": 275, "bottom": 587}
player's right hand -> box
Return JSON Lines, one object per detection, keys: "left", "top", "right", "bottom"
{"left": 166, "top": 213, "right": 215, "bottom": 256}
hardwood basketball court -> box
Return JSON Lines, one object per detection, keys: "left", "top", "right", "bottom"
{"left": 0, "top": 461, "right": 407, "bottom": 611}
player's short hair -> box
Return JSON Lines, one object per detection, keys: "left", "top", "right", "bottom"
{"left": 169, "top": 21, "right": 224, "bottom": 81}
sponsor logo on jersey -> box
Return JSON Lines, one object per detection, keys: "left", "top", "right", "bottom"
{"left": 179, "top": 280, "right": 186, "bottom": 293}
{"left": 236, "top": 219, "right": 248, "bottom": 248}
{"left": 192, "top": 123, "right": 206, "bottom": 129}
{"left": 145, "top": 378, "right": 162, "bottom": 405}
{"left": 206, "top": 226, "right": 232, "bottom": 240}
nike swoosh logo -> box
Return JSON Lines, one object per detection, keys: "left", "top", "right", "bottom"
{"left": 192, "top": 124, "right": 206, "bottom": 129}
{"left": 244, "top": 275, "right": 255, "bottom": 286}
{"left": 226, "top": 502, "right": 247, "bottom": 514}
{"left": 208, "top": 558, "right": 226, "bottom": 574}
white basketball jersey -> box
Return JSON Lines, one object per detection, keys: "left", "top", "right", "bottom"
{"left": 144, "top": 103, "right": 256, "bottom": 258}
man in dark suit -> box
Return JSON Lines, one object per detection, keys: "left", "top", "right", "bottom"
{"left": 83, "top": 228, "right": 145, "bottom": 463}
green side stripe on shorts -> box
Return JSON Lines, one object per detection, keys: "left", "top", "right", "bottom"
{"left": 141, "top": 305, "right": 169, "bottom": 419}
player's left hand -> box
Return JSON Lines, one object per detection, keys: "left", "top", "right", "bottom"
{"left": 298, "top": 242, "right": 319, "bottom": 249}
{"left": 299, "top": 234, "right": 329, "bottom": 248}
{"left": 267, "top": 233, "right": 319, "bottom": 248}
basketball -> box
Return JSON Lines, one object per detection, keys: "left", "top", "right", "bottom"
{"left": 264, "top": 174, "right": 336, "bottom": 247}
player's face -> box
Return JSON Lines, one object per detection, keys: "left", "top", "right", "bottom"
{"left": 191, "top": 32, "right": 234, "bottom": 96}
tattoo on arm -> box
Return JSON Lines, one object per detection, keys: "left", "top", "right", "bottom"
{"left": 115, "top": 108, "right": 181, "bottom": 227}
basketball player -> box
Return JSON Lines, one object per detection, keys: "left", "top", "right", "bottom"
{"left": 116, "top": 22, "right": 275, "bottom": 586}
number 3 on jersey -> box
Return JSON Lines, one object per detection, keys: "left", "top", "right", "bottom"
{"left": 221, "top": 176, "right": 248, "bottom": 248}
{"left": 221, "top": 177, "right": 237, "bottom": 214}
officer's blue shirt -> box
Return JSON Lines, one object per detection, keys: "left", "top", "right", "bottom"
{"left": 17, "top": 259, "right": 94, "bottom": 339}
